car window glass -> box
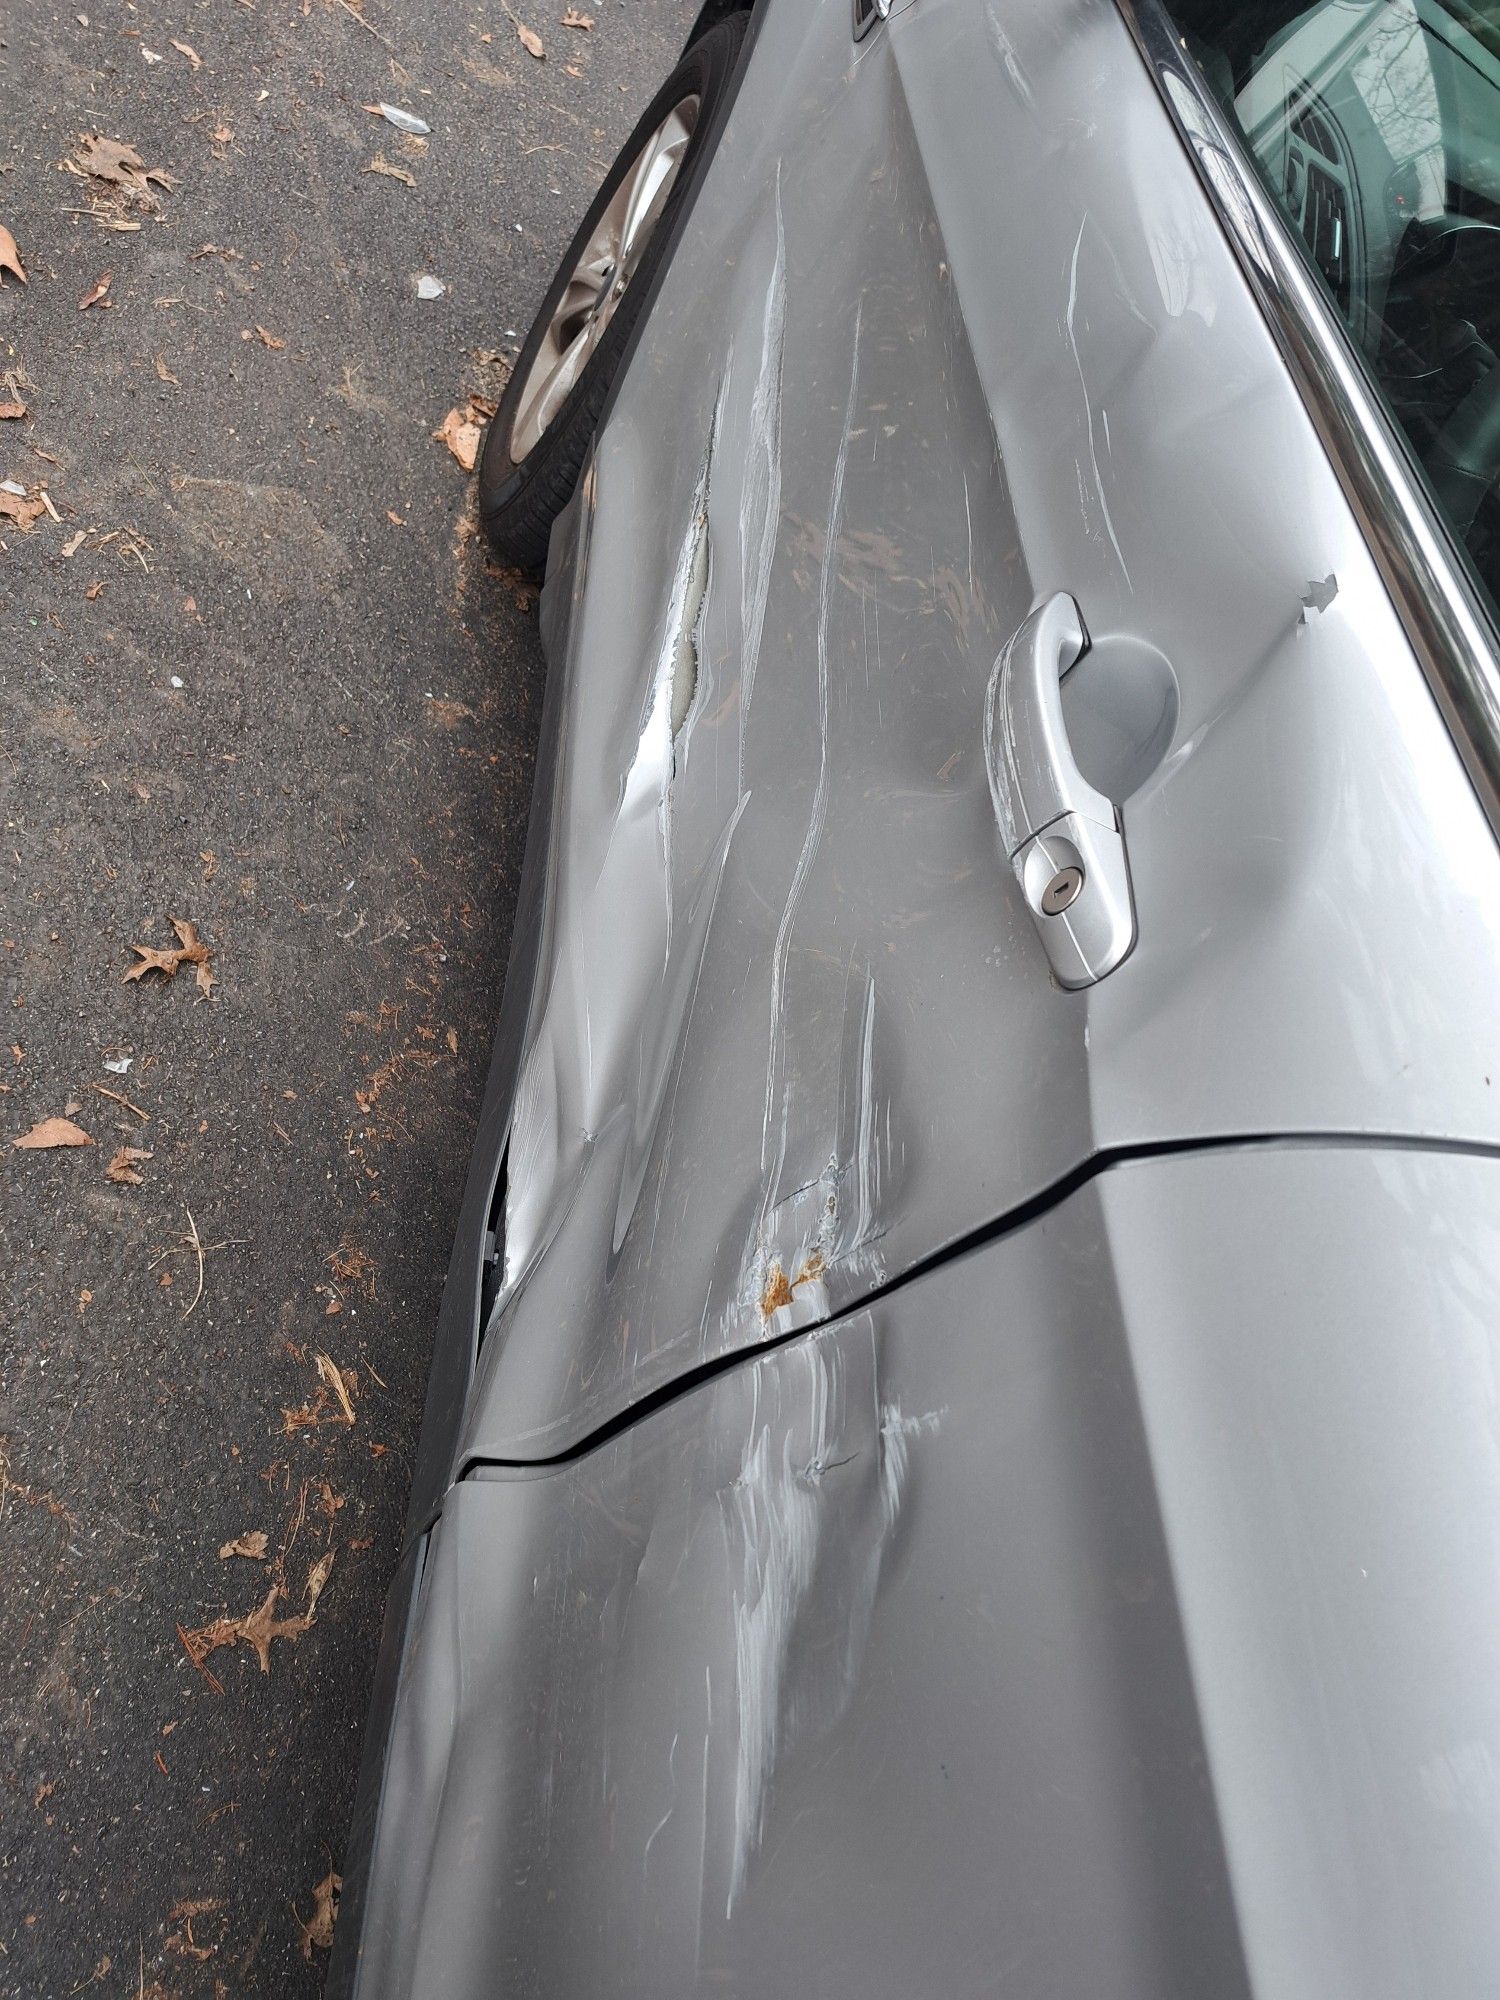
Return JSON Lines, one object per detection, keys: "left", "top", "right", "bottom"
{"left": 1164, "top": 0, "right": 1500, "bottom": 619}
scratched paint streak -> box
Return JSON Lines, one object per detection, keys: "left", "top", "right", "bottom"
{"left": 750, "top": 304, "right": 863, "bottom": 1314}
{"left": 738, "top": 178, "right": 786, "bottom": 785}
{"left": 1065, "top": 216, "right": 1133, "bottom": 592}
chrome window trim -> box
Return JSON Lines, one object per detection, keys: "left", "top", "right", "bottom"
{"left": 1113, "top": 0, "right": 1500, "bottom": 846}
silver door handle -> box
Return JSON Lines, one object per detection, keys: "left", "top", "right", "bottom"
{"left": 984, "top": 592, "right": 1136, "bottom": 989}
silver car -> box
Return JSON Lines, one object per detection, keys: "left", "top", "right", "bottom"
{"left": 330, "top": 0, "right": 1500, "bottom": 1992}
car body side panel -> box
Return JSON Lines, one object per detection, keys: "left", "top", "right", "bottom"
{"left": 348, "top": 1144, "right": 1500, "bottom": 1999}
{"left": 450, "top": 0, "right": 1500, "bottom": 1467}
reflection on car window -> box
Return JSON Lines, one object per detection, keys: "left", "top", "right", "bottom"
{"left": 1165, "top": 0, "right": 1500, "bottom": 615}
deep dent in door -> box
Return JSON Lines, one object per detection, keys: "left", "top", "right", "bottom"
{"left": 457, "top": 0, "right": 1500, "bottom": 1469}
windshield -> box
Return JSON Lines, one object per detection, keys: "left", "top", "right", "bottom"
{"left": 1164, "top": 0, "right": 1500, "bottom": 616}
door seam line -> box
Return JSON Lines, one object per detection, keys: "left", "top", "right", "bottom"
{"left": 454, "top": 1127, "right": 1500, "bottom": 1476}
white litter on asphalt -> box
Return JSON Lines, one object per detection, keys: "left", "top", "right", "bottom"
{"left": 416, "top": 275, "right": 447, "bottom": 300}
{"left": 376, "top": 102, "right": 430, "bottom": 135}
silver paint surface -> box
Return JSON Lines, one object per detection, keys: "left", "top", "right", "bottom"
{"left": 356, "top": 1146, "right": 1500, "bottom": 1998}
{"left": 333, "top": 0, "right": 1500, "bottom": 1989}
{"left": 461, "top": 0, "right": 1500, "bottom": 1464}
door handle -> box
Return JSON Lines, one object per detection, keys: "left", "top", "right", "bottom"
{"left": 984, "top": 592, "right": 1136, "bottom": 989}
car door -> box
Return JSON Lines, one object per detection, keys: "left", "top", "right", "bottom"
{"left": 445, "top": 0, "right": 1500, "bottom": 1477}
{"left": 354, "top": 1144, "right": 1500, "bottom": 2000}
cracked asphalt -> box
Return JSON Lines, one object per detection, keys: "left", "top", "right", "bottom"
{"left": 0, "top": 0, "right": 692, "bottom": 1989}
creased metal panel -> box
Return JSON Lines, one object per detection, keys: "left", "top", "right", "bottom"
{"left": 356, "top": 1145, "right": 1500, "bottom": 1998}
{"left": 461, "top": 0, "right": 1500, "bottom": 1468}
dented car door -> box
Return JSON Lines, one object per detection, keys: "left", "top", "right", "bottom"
{"left": 453, "top": 0, "right": 1500, "bottom": 1471}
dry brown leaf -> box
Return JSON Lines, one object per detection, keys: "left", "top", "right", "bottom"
{"left": 253, "top": 325, "right": 286, "bottom": 350}
{"left": 0, "top": 491, "right": 44, "bottom": 532}
{"left": 78, "top": 271, "right": 113, "bottom": 311}
{"left": 517, "top": 20, "right": 544, "bottom": 56}
{"left": 211, "top": 124, "right": 234, "bottom": 146}
{"left": 105, "top": 1143, "right": 152, "bottom": 1184}
{"left": 154, "top": 353, "right": 179, "bottom": 385}
{"left": 562, "top": 7, "right": 593, "bottom": 24}
{"left": 0, "top": 400, "right": 26, "bottom": 420}
{"left": 165, "top": 1897, "right": 220, "bottom": 1961}
{"left": 218, "top": 1530, "right": 269, "bottom": 1561}
{"left": 297, "top": 1870, "right": 342, "bottom": 1961}
{"left": 435, "top": 406, "right": 481, "bottom": 472}
{"left": 85, "top": 578, "right": 104, "bottom": 601}
{"left": 364, "top": 154, "right": 415, "bottom": 187}
{"left": 170, "top": 37, "right": 201, "bottom": 66}
{"left": 316, "top": 1351, "right": 357, "bottom": 1424}
{"left": 70, "top": 133, "right": 175, "bottom": 197}
{"left": 14, "top": 1116, "right": 94, "bottom": 1150}
{"left": 122, "top": 916, "right": 215, "bottom": 996}
{"left": 0, "top": 225, "right": 26, "bottom": 285}
{"left": 180, "top": 1551, "right": 335, "bottom": 1678}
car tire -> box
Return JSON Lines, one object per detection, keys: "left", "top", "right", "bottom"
{"left": 479, "top": 13, "right": 748, "bottom": 573}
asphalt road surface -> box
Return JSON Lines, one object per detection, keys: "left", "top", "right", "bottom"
{"left": 0, "top": 0, "right": 692, "bottom": 1989}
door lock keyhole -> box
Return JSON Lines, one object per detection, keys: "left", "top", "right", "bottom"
{"left": 1040, "top": 865, "right": 1085, "bottom": 915}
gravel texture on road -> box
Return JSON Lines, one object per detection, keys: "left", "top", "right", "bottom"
{"left": 0, "top": 0, "right": 691, "bottom": 1989}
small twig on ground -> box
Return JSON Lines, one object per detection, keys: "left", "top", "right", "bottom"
{"left": 183, "top": 1205, "right": 205, "bottom": 1319}
{"left": 90, "top": 1080, "right": 149, "bottom": 1121}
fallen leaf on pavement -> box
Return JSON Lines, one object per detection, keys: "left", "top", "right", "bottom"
{"left": 562, "top": 8, "right": 593, "bottom": 25}
{"left": 282, "top": 1351, "right": 359, "bottom": 1432}
{"left": 253, "top": 325, "right": 286, "bottom": 350}
{"left": 85, "top": 579, "right": 104, "bottom": 600}
{"left": 105, "top": 1143, "right": 152, "bottom": 1184}
{"left": 435, "top": 405, "right": 481, "bottom": 472}
{"left": 170, "top": 37, "right": 201, "bottom": 66}
{"left": 78, "top": 271, "right": 113, "bottom": 311}
{"left": 68, "top": 133, "right": 175, "bottom": 200}
{"left": 0, "top": 400, "right": 26, "bottom": 420}
{"left": 164, "top": 1898, "right": 220, "bottom": 1961}
{"left": 210, "top": 124, "right": 234, "bottom": 147}
{"left": 122, "top": 916, "right": 215, "bottom": 997}
{"left": 154, "top": 353, "right": 179, "bottom": 384}
{"left": 218, "top": 1530, "right": 269, "bottom": 1560}
{"left": 0, "top": 490, "right": 45, "bottom": 532}
{"left": 297, "top": 1871, "right": 342, "bottom": 1961}
{"left": 61, "top": 528, "right": 87, "bottom": 556}
{"left": 517, "top": 20, "right": 544, "bottom": 56}
{"left": 180, "top": 1551, "right": 335, "bottom": 1677}
{"left": 15, "top": 1116, "right": 94, "bottom": 1150}
{"left": 364, "top": 154, "right": 415, "bottom": 187}
{"left": 0, "top": 225, "right": 26, "bottom": 285}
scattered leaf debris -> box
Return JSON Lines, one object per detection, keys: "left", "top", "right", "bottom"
{"left": 78, "top": 271, "right": 113, "bottom": 311}
{"left": 105, "top": 1143, "right": 152, "bottom": 1184}
{"left": 282, "top": 1351, "right": 359, "bottom": 1433}
{"left": 562, "top": 7, "right": 593, "bottom": 25}
{"left": 0, "top": 489, "right": 45, "bottom": 532}
{"left": 516, "top": 20, "right": 544, "bottom": 56}
{"left": 14, "top": 1116, "right": 94, "bottom": 1151}
{"left": 297, "top": 1869, "right": 342, "bottom": 1960}
{"left": 0, "top": 399, "right": 26, "bottom": 420}
{"left": 180, "top": 1551, "right": 335, "bottom": 1679}
{"left": 66, "top": 132, "right": 175, "bottom": 218}
{"left": 123, "top": 916, "right": 215, "bottom": 997}
{"left": 365, "top": 154, "right": 415, "bottom": 187}
{"left": 169, "top": 37, "right": 202, "bottom": 67}
{"left": 218, "top": 1530, "right": 269, "bottom": 1561}
{"left": 435, "top": 403, "right": 482, "bottom": 472}
{"left": 0, "top": 224, "right": 26, "bottom": 285}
